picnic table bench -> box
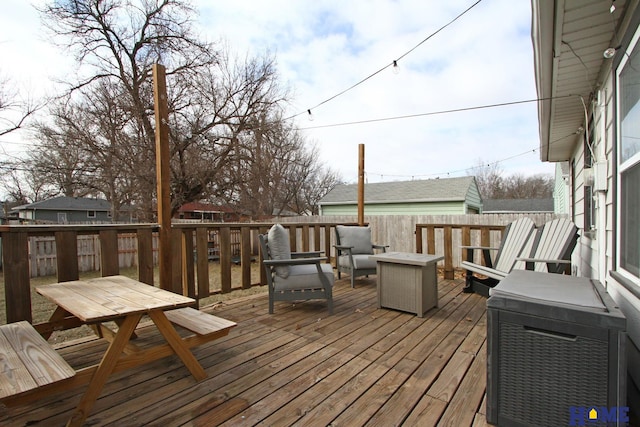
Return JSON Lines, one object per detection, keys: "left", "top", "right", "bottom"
{"left": 0, "top": 321, "right": 76, "bottom": 400}
{"left": 0, "top": 276, "right": 236, "bottom": 427}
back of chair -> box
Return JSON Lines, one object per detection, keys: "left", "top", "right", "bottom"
{"left": 530, "top": 218, "right": 578, "bottom": 272}
{"left": 512, "top": 218, "right": 578, "bottom": 272}
{"left": 493, "top": 217, "right": 536, "bottom": 273}
{"left": 260, "top": 224, "right": 293, "bottom": 279}
{"left": 335, "top": 225, "right": 373, "bottom": 255}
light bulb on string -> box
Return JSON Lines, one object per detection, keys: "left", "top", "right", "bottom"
{"left": 307, "top": 109, "right": 314, "bottom": 121}
{"left": 392, "top": 60, "right": 400, "bottom": 75}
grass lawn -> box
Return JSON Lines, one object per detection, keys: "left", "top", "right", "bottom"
{"left": 0, "top": 263, "right": 266, "bottom": 344}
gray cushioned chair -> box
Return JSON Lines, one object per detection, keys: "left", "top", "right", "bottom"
{"left": 259, "top": 224, "right": 334, "bottom": 314}
{"left": 334, "top": 225, "right": 388, "bottom": 288}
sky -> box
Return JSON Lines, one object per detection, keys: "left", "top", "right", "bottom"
{"left": 0, "top": 0, "right": 555, "bottom": 186}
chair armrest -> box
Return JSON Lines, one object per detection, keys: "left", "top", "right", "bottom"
{"left": 264, "top": 257, "right": 328, "bottom": 266}
{"left": 291, "top": 251, "right": 323, "bottom": 258}
{"left": 334, "top": 245, "right": 353, "bottom": 250}
{"left": 517, "top": 257, "right": 572, "bottom": 264}
{"left": 461, "top": 245, "right": 497, "bottom": 268}
{"left": 460, "top": 245, "right": 499, "bottom": 251}
{"left": 372, "top": 244, "right": 389, "bottom": 250}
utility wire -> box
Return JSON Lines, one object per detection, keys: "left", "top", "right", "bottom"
{"left": 365, "top": 130, "right": 580, "bottom": 181}
{"left": 284, "top": 0, "right": 484, "bottom": 121}
{"left": 297, "top": 95, "right": 576, "bottom": 130}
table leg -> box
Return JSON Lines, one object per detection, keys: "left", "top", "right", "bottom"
{"left": 66, "top": 313, "right": 142, "bottom": 427}
{"left": 148, "top": 310, "right": 207, "bottom": 381}
{"left": 41, "top": 306, "right": 73, "bottom": 340}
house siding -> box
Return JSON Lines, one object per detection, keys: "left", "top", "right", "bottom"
{"left": 320, "top": 201, "right": 467, "bottom": 216}
{"left": 532, "top": 0, "right": 640, "bottom": 401}
{"left": 583, "top": 30, "right": 640, "bottom": 390}
{"left": 464, "top": 182, "right": 483, "bottom": 213}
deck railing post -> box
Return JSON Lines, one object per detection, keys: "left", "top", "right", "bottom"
{"left": 99, "top": 229, "right": 119, "bottom": 277}
{"left": 137, "top": 227, "right": 154, "bottom": 285}
{"left": 240, "top": 226, "right": 252, "bottom": 289}
{"left": 3, "top": 232, "right": 31, "bottom": 323}
{"left": 219, "top": 227, "right": 232, "bottom": 293}
{"left": 443, "top": 226, "right": 454, "bottom": 279}
{"left": 56, "top": 231, "right": 79, "bottom": 282}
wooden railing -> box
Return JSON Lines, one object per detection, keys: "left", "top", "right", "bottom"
{"left": 170, "top": 222, "right": 340, "bottom": 302}
{"left": 415, "top": 223, "right": 507, "bottom": 279}
{"left": 1, "top": 224, "right": 159, "bottom": 324}
{"left": 1, "top": 222, "right": 345, "bottom": 324}
{"left": 2, "top": 220, "right": 512, "bottom": 324}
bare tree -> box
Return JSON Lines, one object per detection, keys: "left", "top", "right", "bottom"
{"left": 468, "top": 160, "right": 504, "bottom": 199}
{"left": 0, "top": 74, "right": 42, "bottom": 136}
{"left": 469, "top": 159, "right": 553, "bottom": 199}
{"left": 35, "top": 0, "right": 217, "bottom": 219}
{"left": 222, "top": 114, "right": 341, "bottom": 218}
{"left": 13, "top": 0, "right": 338, "bottom": 222}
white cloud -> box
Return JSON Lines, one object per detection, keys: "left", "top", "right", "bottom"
{"left": 1, "top": 0, "right": 555, "bottom": 183}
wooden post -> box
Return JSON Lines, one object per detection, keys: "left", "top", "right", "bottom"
{"left": 3, "top": 232, "right": 32, "bottom": 323}
{"left": 358, "top": 144, "right": 365, "bottom": 226}
{"left": 153, "top": 63, "right": 173, "bottom": 291}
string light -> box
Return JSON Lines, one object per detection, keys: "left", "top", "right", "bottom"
{"left": 284, "top": 0, "right": 484, "bottom": 121}
{"left": 392, "top": 60, "right": 400, "bottom": 75}
{"left": 297, "top": 95, "right": 576, "bottom": 130}
{"left": 363, "top": 131, "right": 578, "bottom": 182}
{"left": 307, "top": 109, "right": 314, "bottom": 121}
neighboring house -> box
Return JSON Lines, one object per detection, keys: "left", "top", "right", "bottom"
{"left": 532, "top": 0, "right": 640, "bottom": 402}
{"left": 12, "top": 196, "right": 115, "bottom": 224}
{"left": 175, "top": 202, "right": 240, "bottom": 222}
{"left": 318, "top": 176, "right": 482, "bottom": 216}
{"left": 482, "top": 198, "right": 554, "bottom": 214}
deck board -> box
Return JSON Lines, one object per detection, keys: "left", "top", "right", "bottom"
{"left": 0, "top": 276, "right": 490, "bottom": 426}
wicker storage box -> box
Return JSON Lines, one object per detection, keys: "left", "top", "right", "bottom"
{"left": 486, "top": 270, "right": 626, "bottom": 427}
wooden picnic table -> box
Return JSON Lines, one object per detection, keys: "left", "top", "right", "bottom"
{"left": 28, "top": 275, "right": 235, "bottom": 427}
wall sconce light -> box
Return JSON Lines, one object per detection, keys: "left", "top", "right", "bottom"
{"left": 603, "top": 45, "right": 621, "bottom": 59}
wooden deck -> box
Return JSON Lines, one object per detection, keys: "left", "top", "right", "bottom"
{"left": 0, "top": 276, "right": 490, "bottom": 426}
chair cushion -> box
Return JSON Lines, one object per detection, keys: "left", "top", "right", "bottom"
{"left": 336, "top": 225, "right": 373, "bottom": 254}
{"left": 268, "top": 224, "right": 291, "bottom": 278}
{"left": 338, "top": 254, "right": 377, "bottom": 270}
{"left": 273, "top": 263, "right": 335, "bottom": 291}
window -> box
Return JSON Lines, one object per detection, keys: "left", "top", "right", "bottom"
{"left": 87, "top": 210, "right": 96, "bottom": 219}
{"left": 617, "top": 29, "right": 640, "bottom": 280}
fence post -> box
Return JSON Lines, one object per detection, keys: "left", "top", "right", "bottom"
{"left": 3, "top": 232, "right": 32, "bottom": 323}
